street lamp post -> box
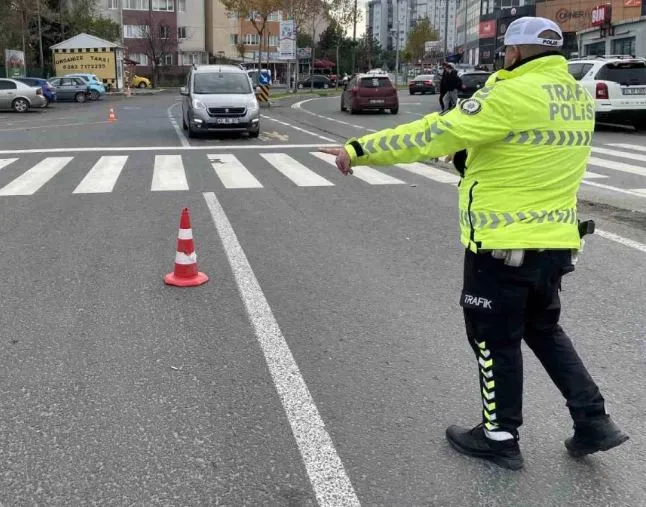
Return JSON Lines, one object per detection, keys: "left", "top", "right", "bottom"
{"left": 394, "top": 0, "right": 400, "bottom": 86}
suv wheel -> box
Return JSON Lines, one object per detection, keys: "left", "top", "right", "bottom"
{"left": 75, "top": 92, "right": 87, "bottom": 103}
{"left": 390, "top": 107, "right": 399, "bottom": 114}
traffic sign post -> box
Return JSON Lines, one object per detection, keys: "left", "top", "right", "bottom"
{"left": 256, "top": 70, "right": 272, "bottom": 107}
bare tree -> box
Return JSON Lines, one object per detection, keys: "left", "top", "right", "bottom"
{"left": 137, "top": 11, "right": 178, "bottom": 88}
{"left": 221, "top": 0, "right": 284, "bottom": 71}
{"left": 327, "top": 0, "right": 358, "bottom": 86}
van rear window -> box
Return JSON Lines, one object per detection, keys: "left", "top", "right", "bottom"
{"left": 595, "top": 63, "right": 646, "bottom": 85}
{"left": 360, "top": 77, "right": 391, "bottom": 88}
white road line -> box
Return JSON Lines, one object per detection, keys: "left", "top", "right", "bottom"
{"left": 580, "top": 180, "right": 646, "bottom": 198}
{"left": 396, "top": 162, "right": 461, "bottom": 184}
{"left": 583, "top": 171, "right": 608, "bottom": 179}
{"left": 0, "top": 121, "right": 110, "bottom": 132}
{"left": 292, "top": 98, "right": 378, "bottom": 133}
{"left": 0, "top": 158, "right": 18, "bottom": 170}
{"left": 630, "top": 188, "right": 646, "bottom": 195}
{"left": 587, "top": 156, "right": 646, "bottom": 177}
{"left": 0, "top": 157, "right": 72, "bottom": 196}
{"left": 311, "top": 151, "right": 405, "bottom": 185}
{"left": 261, "top": 152, "right": 334, "bottom": 186}
{"left": 208, "top": 153, "right": 263, "bottom": 189}
{"left": 596, "top": 229, "right": 646, "bottom": 253}
{"left": 605, "top": 143, "right": 646, "bottom": 153}
{"left": 261, "top": 115, "right": 337, "bottom": 142}
{"left": 167, "top": 102, "right": 190, "bottom": 148}
{"left": 592, "top": 146, "right": 646, "bottom": 163}
{"left": 73, "top": 156, "right": 128, "bottom": 194}
{"left": 151, "top": 155, "right": 189, "bottom": 191}
{"left": 202, "top": 192, "right": 360, "bottom": 507}
{"left": 0, "top": 144, "right": 340, "bottom": 155}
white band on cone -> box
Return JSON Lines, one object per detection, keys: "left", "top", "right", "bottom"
{"left": 175, "top": 251, "right": 197, "bottom": 265}
{"left": 178, "top": 228, "right": 193, "bottom": 240}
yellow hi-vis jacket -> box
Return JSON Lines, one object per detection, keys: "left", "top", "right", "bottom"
{"left": 344, "top": 54, "right": 595, "bottom": 253}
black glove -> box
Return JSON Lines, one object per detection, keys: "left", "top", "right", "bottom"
{"left": 452, "top": 149, "right": 467, "bottom": 177}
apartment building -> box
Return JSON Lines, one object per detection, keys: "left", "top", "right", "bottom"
{"left": 98, "top": 0, "right": 207, "bottom": 74}
{"left": 367, "top": 0, "right": 457, "bottom": 55}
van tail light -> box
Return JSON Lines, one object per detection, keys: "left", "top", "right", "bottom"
{"left": 596, "top": 82, "right": 609, "bottom": 99}
{"left": 424, "top": 80, "right": 432, "bottom": 85}
{"left": 36, "top": 88, "right": 42, "bottom": 95}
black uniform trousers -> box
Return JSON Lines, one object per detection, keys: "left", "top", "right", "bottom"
{"left": 460, "top": 248, "right": 606, "bottom": 433}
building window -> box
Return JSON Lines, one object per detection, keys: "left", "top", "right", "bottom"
{"left": 108, "top": 0, "right": 119, "bottom": 9}
{"left": 159, "top": 53, "right": 173, "bottom": 66}
{"left": 180, "top": 52, "right": 203, "bottom": 65}
{"left": 227, "top": 11, "right": 238, "bottom": 19}
{"left": 585, "top": 41, "right": 606, "bottom": 56}
{"left": 129, "top": 52, "right": 149, "bottom": 65}
{"left": 245, "top": 33, "right": 260, "bottom": 45}
{"left": 177, "top": 0, "right": 186, "bottom": 11}
{"left": 124, "top": 25, "right": 147, "bottom": 38}
{"left": 177, "top": 26, "right": 187, "bottom": 39}
{"left": 123, "top": 0, "right": 148, "bottom": 10}
{"left": 612, "top": 37, "right": 636, "bottom": 56}
{"left": 152, "top": 0, "right": 174, "bottom": 11}
{"left": 229, "top": 33, "right": 239, "bottom": 45}
{"left": 160, "top": 25, "right": 171, "bottom": 38}
{"left": 268, "top": 11, "right": 282, "bottom": 21}
{"left": 269, "top": 35, "right": 279, "bottom": 46}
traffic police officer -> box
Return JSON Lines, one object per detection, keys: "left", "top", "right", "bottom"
{"left": 320, "top": 16, "right": 628, "bottom": 470}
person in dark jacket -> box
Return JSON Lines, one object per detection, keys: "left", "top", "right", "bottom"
{"left": 439, "top": 63, "right": 462, "bottom": 111}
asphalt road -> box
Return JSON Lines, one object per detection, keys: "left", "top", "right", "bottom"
{"left": 0, "top": 91, "right": 645, "bottom": 506}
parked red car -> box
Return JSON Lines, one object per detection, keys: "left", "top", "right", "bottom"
{"left": 340, "top": 73, "right": 399, "bottom": 114}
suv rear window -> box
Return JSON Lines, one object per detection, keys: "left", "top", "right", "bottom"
{"left": 360, "top": 77, "right": 391, "bottom": 88}
{"left": 193, "top": 72, "right": 251, "bottom": 94}
{"left": 595, "top": 62, "right": 646, "bottom": 85}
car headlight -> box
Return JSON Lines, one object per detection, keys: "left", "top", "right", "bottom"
{"left": 192, "top": 98, "right": 206, "bottom": 109}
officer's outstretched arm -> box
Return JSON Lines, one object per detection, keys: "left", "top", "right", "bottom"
{"left": 344, "top": 89, "right": 511, "bottom": 167}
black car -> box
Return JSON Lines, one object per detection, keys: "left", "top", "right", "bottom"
{"left": 408, "top": 74, "right": 436, "bottom": 95}
{"left": 458, "top": 71, "right": 492, "bottom": 99}
{"left": 297, "top": 75, "right": 331, "bottom": 89}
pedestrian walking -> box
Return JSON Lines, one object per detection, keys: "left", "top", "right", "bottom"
{"left": 439, "top": 62, "right": 461, "bottom": 111}
{"left": 319, "top": 16, "right": 628, "bottom": 470}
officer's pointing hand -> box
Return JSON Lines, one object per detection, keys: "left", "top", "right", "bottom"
{"left": 318, "top": 147, "right": 353, "bottom": 175}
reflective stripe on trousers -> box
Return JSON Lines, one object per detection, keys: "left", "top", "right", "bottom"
{"left": 460, "top": 208, "right": 578, "bottom": 229}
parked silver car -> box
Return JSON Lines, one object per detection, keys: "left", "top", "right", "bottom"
{"left": 180, "top": 64, "right": 260, "bottom": 138}
{"left": 0, "top": 78, "right": 47, "bottom": 112}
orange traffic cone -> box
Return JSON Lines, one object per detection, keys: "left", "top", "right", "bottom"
{"left": 164, "top": 208, "right": 209, "bottom": 287}
{"left": 108, "top": 107, "right": 116, "bottom": 122}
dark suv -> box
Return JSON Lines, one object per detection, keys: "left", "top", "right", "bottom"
{"left": 457, "top": 71, "right": 492, "bottom": 99}
{"left": 341, "top": 74, "right": 398, "bottom": 114}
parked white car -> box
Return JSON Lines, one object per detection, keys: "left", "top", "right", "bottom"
{"left": 567, "top": 55, "right": 646, "bottom": 130}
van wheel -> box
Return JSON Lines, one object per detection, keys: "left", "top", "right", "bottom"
{"left": 249, "top": 128, "right": 260, "bottom": 138}
{"left": 182, "top": 115, "right": 188, "bottom": 130}
{"left": 187, "top": 124, "right": 197, "bottom": 138}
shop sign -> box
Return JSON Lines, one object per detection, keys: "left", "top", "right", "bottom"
{"left": 479, "top": 20, "right": 496, "bottom": 38}
{"left": 591, "top": 4, "right": 612, "bottom": 25}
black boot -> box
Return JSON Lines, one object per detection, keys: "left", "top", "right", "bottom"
{"left": 565, "top": 415, "right": 629, "bottom": 458}
{"left": 446, "top": 423, "right": 524, "bottom": 470}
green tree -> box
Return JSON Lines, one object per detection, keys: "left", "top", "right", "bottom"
{"left": 404, "top": 17, "right": 439, "bottom": 64}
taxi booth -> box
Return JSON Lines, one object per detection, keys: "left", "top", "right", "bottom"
{"left": 50, "top": 33, "right": 124, "bottom": 91}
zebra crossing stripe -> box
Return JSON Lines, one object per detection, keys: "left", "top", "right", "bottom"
{"left": 592, "top": 146, "right": 646, "bottom": 163}
{"left": 73, "top": 156, "right": 128, "bottom": 194}
{"left": 0, "top": 157, "right": 73, "bottom": 196}
{"left": 260, "top": 153, "right": 334, "bottom": 187}
{"left": 0, "top": 158, "right": 18, "bottom": 171}
{"left": 583, "top": 171, "right": 608, "bottom": 179}
{"left": 208, "top": 154, "right": 263, "bottom": 189}
{"left": 311, "top": 152, "right": 406, "bottom": 185}
{"left": 606, "top": 143, "right": 646, "bottom": 153}
{"left": 396, "top": 162, "right": 460, "bottom": 184}
{"left": 151, "top": 155, "right": 189, "bottom": 191}
{"left": 588, "top": 156, "right": 646, "bottom": 177}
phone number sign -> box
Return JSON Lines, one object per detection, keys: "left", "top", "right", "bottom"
{"left": 54, "top": 52, "right": 115, "bottom": 80}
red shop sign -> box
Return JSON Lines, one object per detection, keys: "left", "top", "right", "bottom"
{"left": 479, "top": 20, "right": 496, "bottom": 38}
{"left": 591, "top": 4, "right": 611, "bottom": 26}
